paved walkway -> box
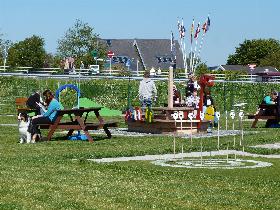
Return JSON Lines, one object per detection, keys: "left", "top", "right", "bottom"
{"left": 88, "top": 150, "right": 280, "bottom": 163}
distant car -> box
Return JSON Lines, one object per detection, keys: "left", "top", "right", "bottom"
{"left": 89, "top": 65, "right": 100, "bottom": 74}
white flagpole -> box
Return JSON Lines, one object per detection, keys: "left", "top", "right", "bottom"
{"left": 193, "top": 32, "right": 205, "bottom": 72}
{"left": 192, "top": 37, "right": 199, "bottom": 73}
{"left": 189, "top": 19, "right": 194, "bottom": 74}
{"left": 192, "top": 22, "right": 200, "bottom": 73}
{"left": 194, "top": 15, "right": 210, "bottom": 72}
{"left": 181, "top": 18, "right": 187, "bottom": 72}
{"left": 183, "top": 41, "right": 188, "bottom": 74}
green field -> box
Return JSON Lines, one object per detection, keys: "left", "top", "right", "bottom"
{"left": 1, "top": 115, "right": 280, "bottom": 209}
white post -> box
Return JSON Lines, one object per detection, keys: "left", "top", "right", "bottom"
{"left": 168, "top": 66, "right": 174, "bottom": 108}
{"left": 225, "top": 110, "right": 228, "bottom": 130}
{"left": 172, "top": 112, "right": 179, "bottom": 157}
{"left": 216, "top": 112, "right": 221, "bottom": 150}
{"left": 109, "top": 57, "right": 112, "bottom": 75}
{"left": 137, "top": 59, "right": 139, "bottom": 76}
{"left": 3, "top": 58, "right": 6, "bottom": 71}
{"left": 239, "top": 111, "right": 244, "bottom": 146}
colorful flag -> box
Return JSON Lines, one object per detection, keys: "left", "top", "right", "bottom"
{"left": 202, "top": 16, "right": 211, "bottom": 33}
{"left": 190, "top": 19, "right": 194, "bottom": 44}
{"left": 194, "top": 23, "right": 200, "bottom": 39}
{"left": 180, "top": 19, "right": 186, "bottom": 38}
{"left": 177, "top": 20, "right": 181, "bottom": 31}
{"left": 202, "top": 22, "right": 207, "bottom": 33}
{"left": 171, "top": 31, "right": 176, "bottom": 53}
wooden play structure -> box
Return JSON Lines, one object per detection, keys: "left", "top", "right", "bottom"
{"left": 126, "top": 67, "right": 215, "bottom": 134}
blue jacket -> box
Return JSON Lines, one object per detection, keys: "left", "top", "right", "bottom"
{"left": 43, "top": 99, "right": 61, "bottom": 121}
{"left": 264, "top": 96, "right": 274, "bottom": 105}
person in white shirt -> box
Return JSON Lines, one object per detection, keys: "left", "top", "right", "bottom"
{"left": 139, "top": 71, "right": 157, "bottom": 110}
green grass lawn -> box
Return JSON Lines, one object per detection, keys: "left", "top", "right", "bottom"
{"left": 1, "top": 115, "right": 280, "bottom": 209}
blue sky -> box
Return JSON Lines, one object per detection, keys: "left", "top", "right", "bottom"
{"left": 1, "top": 0, "right": 279, "bottom": 66}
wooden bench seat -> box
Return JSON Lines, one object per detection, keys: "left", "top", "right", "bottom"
{"left": 15, "top": 97, "right": 36, "bottom": 114}
{"left": 38, "top": 120, "right": 118, "bottom": 140}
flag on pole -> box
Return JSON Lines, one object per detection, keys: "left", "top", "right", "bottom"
{"left": 178, "top": 19, "right": 186, "bottom": 39}
{"left": 194, "top": 23, "right": 200, "bottom": 39}
{"left": 202, "top": 16, "right": 211, "bottom": 33}
{"left": 171, "top": 31, "right": 176, "bottom": 54}
{"left": 207, "top": 16, "right": 211, "bottom": 29}
{"left": 190, "top": 19, "right": 194, "bottom": 44}
{"left": 202, "top": 22, "right": 207, "bottom": 33}
{"left": 177, "top": 20, "right": 181, "bottom": 31}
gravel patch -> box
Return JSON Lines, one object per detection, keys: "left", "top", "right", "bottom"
{"left": 86, "top": 150, "right": 280, "bottom": 163}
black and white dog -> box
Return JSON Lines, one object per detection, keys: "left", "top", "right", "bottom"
{"left": 18, "top": 113, "right": 32, "bottom": 143}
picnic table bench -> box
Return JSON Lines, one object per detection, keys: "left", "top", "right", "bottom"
{"left": 15, "top": 97, "right": 36, "bottom": 114}
{"left": 249, "top": 104, "right": 278, "bottom": 128}
{"left": 38, "top": 107, "right": 118, "bottom": 142}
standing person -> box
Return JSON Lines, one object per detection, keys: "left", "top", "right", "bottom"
{"left": 80, "top": 61, "right": 85, "bottom": 69}
{"left": 203, "top": 90, "right": 218, "bottom": 127}
{"left": 28, "top": 90, "right": 61, "bottom": 143}
{"left": 64, "top": 58, "right": 69, "bottom": 74}
{"left": 139, "top": 71, "right": 157, "bottom": 110}
{"left": 185, "top": 73, "right": 200, "bottom": 97}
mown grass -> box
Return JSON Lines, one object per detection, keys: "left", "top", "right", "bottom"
{"left": 1, "top": 115, "right": 280, "bottom": 209}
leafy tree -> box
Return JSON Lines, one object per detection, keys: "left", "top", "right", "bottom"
{"left": 260, "top": 51, "right": 280, "bottom": 69}
{"left": 7, "top": 35, "right": 46, "bottom": 68}
{"left": 227, "top": 39, "right": 280, "bottom": 66}
{"left": 195, "top": 63, "right": 209, "bottom": 77}
{"left": 57, "top": 19, "right": 107, "bottom": 68}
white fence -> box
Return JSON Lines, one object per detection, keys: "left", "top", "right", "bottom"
{"left": 1, "top": 66, "right": 280, "bottom": 83}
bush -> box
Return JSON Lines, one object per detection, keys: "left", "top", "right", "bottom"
{"left": 1, "top": 76, "right": 280, "bottom": 114}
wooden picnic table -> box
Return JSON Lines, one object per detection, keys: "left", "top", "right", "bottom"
{"left": 251, "top": 104, "right": 278, "bottom": 128}
{"left": 40, "top": 107, "right": 117, "bottom": 142}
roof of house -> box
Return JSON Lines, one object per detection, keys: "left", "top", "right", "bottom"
{"left": 101, "top": 39, "right": 139, "bottom": 70}
{"left": 134, "top": 39, "right": 184, "bottom": 70}
{"left": 102, "top": 39, "right": 184, "bottom": 71}
{"left": 209, "top": 65, "right": 278, "bottom": 74}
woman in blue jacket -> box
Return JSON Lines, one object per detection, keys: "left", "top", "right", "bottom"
{"left": 28, "top": 89, "right": 61, "bottom": 143}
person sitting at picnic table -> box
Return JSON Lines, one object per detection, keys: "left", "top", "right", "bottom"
{"left": 262, "top": 90, "right": 279, "bottom": 128}
{"left": 263, "top": 90, "right": 278, "bottom": 105}
{"left": 28, "top": 89, "right": 61, "bottom": 143}
{"left": 139, "top": 71, "right": 157, "bottom": 110}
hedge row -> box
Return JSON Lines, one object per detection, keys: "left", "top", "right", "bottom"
{"left": 1, "top": 76, "right": 280, "bottom": 114}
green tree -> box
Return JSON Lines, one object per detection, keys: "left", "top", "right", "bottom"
{"left": 227, "top": 39, "right": 280, "bottom": 66}
{"left": 7, "top": 35, "right": 46, "bottom": 68}
{"left": 57, "top": 19, "right": 107, "bottom": 68}
{"left": 195, "top": 63, "right": 209, "bottom": 77}
{"left": 260, "top": 51, "right": 280, "bottom": 69}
